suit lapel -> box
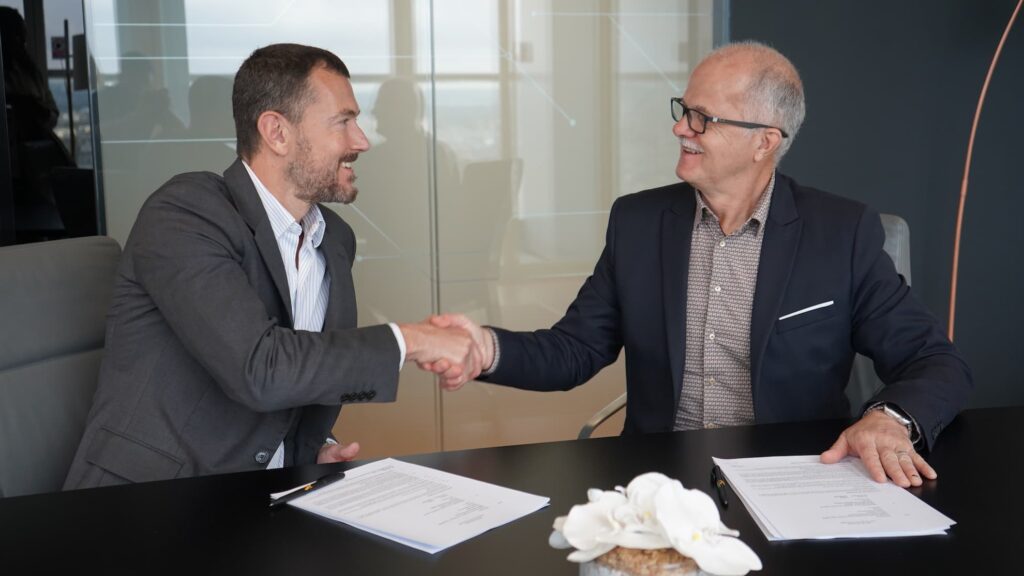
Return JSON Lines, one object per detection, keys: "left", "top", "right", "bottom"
{"left": 750, "top": 176, "right": 801, "bottom": 409}
{"left": 662, "top": 190, "right": 696, "bottom": 408}
{"left": 223, "top": 159, "right": 293, "bottom": 324}
{"left": 320, "top": 214, "right": 355, "bottom": 329}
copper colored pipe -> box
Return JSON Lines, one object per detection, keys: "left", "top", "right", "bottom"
{"left": 948, "top": 0, "right": 1022, "bottom": 341}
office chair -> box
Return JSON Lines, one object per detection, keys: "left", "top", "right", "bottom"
{"left": 0, "top": 237, "right": 121, "bottom": 497}
{"left": 578, "top": 213, "right": 912, "bottom": 439}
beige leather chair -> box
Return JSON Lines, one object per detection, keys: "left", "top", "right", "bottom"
{"left": 579, "top": 213, "right": 912, "bottom": 439}
{"left": 0, "top": 237, "right": 121, "bottom": 497}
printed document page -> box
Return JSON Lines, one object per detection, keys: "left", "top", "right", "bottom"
{"left": 287, "top": 458, "right": 549, "bottom": 553}
{"left": 714, "top": 455, "right": 954, "bottom": 541}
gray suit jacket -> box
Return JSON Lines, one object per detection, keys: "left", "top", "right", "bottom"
{"left": 64, "top": 159, "right": 400, "bottom": 489}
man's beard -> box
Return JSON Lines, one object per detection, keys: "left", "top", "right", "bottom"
{"left": 287, "top": 135, "right": 359, "bottom": 205}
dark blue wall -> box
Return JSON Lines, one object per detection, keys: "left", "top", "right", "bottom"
{"left": 731, "top": 0, "right": 1024, "bottom": 407}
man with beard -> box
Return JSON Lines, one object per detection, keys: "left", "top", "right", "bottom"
{"left": 64, "top": 44, "right": 481, "bottom": 489}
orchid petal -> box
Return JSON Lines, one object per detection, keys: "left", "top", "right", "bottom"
{"left": 625, "top": 472, "right": 672, "bottom": 513}
{"left": 561, "top": 492, "right": 628, "bottom": 551}
{"left": 549, "top": 529, "right": 572, "bottom": 549}
{"left": 676, "top": 535, "right": 762, "bottom": 576}
{"left": 654, "top": 481, "right": 721, "bottom": 533}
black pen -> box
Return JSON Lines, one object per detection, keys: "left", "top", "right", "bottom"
{"left": 269, "top": 470, "right": 347, "bottom": 508}
{"left": 710, "top": 465, "right": 729, "bottom": 508}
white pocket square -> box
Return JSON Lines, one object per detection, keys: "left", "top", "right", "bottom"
{"left": 778, "top": 300, "right": 834, "bottom": 321}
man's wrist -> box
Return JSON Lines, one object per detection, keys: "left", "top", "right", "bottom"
{"left": 480, "top": 327, "right": 500, "bottom": 376}
{"left": 387, "top": 322, "right": 406, "bottom": 370}
{"left": 866, "top": 402, "right": 921, "bottom": 446}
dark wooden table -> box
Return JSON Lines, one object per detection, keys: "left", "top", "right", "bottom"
{"left": 1, "top": 407, "right": 1018, "bottom": 575}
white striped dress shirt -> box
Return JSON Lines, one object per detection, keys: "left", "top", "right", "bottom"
{"left": 244, "top": 163, "right": 330, "bottom": 468}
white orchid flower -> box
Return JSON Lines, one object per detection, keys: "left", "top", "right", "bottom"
{"left": 550, "top": 472, "right": 762, "bottom": 576}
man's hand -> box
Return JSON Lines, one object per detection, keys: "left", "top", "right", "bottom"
{"left": 317, "top": 441, "right": 360, "bottom": 464}
{"left": 420, "top": 314, "right": 494, "bottom": 391}
{"left": 820, "top": 410, "right": 936, "bottom": 488}
{"left": 399, "top": 321, "right": 484, "bottom": 389}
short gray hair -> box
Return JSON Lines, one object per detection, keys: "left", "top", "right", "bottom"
{"left": 702, "top": 41, "right": 805, "bottom": 160}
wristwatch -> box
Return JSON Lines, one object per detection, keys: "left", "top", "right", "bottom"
{"left": 867, "top": 403, "right": 921, "bottom": 445}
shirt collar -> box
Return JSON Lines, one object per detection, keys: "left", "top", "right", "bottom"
{"left": 243, "top": 161, "right": 326, "bottom": 248}
{"left": 694, "top": 170, "right": 776, "bottom": 237}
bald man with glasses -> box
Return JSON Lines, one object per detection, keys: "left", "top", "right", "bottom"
{"left": 424, "top": 41, "right": 971, "bottom": 489}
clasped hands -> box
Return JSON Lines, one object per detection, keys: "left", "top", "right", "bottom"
{"left": 399, "top": 314, "right": 493, "bottom": 390}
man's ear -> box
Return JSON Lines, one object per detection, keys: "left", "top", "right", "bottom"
{"left": 753, "top": 128, "right": 783, "bottom": 163}
{"left": 255, "top": 111, "right": 292, "bottom": 157}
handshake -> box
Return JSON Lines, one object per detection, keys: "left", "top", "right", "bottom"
{"left": 398, "top": 314, "right": 494, "bottom": 390}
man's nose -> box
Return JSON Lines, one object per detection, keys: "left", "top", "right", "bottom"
{"left": 352, "top": 123, "right": 371, "bottom": 152}
{"left": 673, "top": 116, "right": 696, "bottom": 138}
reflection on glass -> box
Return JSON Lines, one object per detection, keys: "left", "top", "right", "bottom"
{"left": 437, "top": 0, "right": 716, "bottom": 450}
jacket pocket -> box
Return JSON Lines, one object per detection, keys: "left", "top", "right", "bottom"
{"left": 85, "top": 426, "right": 184, "bottom": 483}
{"left": 776, "top": 300, "right": 837, "bottom": 333}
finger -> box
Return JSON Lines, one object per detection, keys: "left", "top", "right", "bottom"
{"left": 431, "top": 359, "right": 452, "bottom": 374}
{"left": 441, "top": 364, "right": 464, "bottom": 380}
{"left": 336, "top": 441, "right": 360, "bottom": 461}
{"left": 858, "top": 444, "right": 888, "bottom": 484}
{"left": 911, "top": 452, "right": 937, "bottom": 480}
{"left": 440, "top": 377, "right": 465, "bottom": 391}
{"left": 880, "top": 450, "right": 911, "bottom": 488}
{"left": 428, "top": 315, "right": 451, "bottom": 328}
{"left": 896, "top": 451, "right": 922, "bottom": 487}
{"left": 820, "top": 434, "right": 850, "bottom": 464}
{"left": 441, "top": 313, "right": 469, "bottom": 328}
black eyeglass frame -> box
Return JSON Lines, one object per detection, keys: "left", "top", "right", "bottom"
{"left": 670, "top": 97, "right": 789, "bottom": 138}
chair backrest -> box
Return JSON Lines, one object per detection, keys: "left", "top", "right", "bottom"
{"left": 844, "top": 213, "right": 911, "bottom": 414}
{"left": 0, "top": 236, "right": 121, "bottom": 497}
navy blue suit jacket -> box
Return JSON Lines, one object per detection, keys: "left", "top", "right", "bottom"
{"left": 485, "top": 173, "right": 971, "bottom": 449}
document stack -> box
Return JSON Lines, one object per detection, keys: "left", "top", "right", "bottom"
{"left": 713, "top": 455, "right": 955, "bottom": 541}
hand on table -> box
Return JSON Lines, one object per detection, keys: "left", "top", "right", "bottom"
{"left": 820, "top": 409, "right": 935, "bottom": 488}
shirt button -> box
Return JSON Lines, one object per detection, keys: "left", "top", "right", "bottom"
{"left": 254, "top": 450, "right": 270, "bottom": 464}
{"left": 718, "top": 239, "right": 726, "bottom": 248}
{"left": 708, "top": 331, "right": 715, "bottom": 341}
{"left": 707, "top": 376, "right": 716, "bottom": 387}
{"left": 713, "top": 285, "right": 721, "bottom": 293}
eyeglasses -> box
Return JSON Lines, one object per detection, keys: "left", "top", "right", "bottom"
{"left": 670, "top": 97, "right": 789, "bottom": 138}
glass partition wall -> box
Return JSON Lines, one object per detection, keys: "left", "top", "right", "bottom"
{"left": 84, "top": 0, "right": 717, "bottom": 457}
